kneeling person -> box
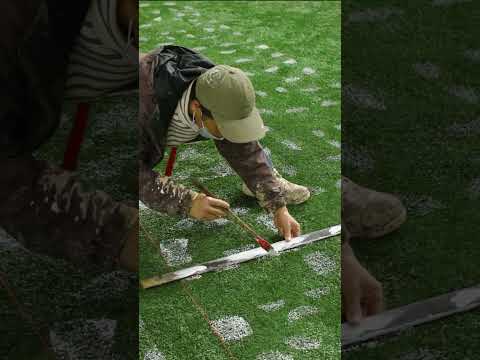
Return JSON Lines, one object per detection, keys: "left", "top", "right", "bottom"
{"left": 140, "top": 46, "right": 310, "bottom": 239}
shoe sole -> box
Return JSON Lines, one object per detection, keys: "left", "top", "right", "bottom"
{"left": 363, "top": 206, "right": 407, "bottom": 239}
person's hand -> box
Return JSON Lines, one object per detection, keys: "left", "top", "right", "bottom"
{"left": 189, "top": 192, "right": 230, "bottom": 220}
{"left": 273, "top": 206, "right": 301, "bottom": 240}
{"left": 342, "top": 243, "right": 384, "bottom": 324}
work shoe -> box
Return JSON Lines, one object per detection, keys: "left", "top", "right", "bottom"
{"left": 242, "top": 169, "right": 311, "bottom": 205}
{"left": 342, "top": 177, "right": 407, "bottom": 239}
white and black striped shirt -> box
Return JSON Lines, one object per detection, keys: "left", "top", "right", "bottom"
{"left": 64, "top": 0, "right": 138, "bottom": 101}
{"left": 166, "top": 81, "right": 200, "bottom": 146}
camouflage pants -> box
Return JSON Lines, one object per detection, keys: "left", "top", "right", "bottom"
{"left": 0, "top": 156, "right": 137, "bottom": 271}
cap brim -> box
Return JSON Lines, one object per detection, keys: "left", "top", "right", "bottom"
{"left": 215, "top": 108, "right": 266, "bottom": 143}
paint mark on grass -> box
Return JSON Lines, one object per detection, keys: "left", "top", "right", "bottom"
{"left": 448, "top": 85, "right": 478, "bottom": 104}
{"left": 347, "top": 7, "right": 403, "bottom": 23}
{"left": 327, "top": 140, "right": 341, "bottom": 148}
{"left": 311, "top": 187, "right": 326, "bottom": 195}
{"left": 232, "top": 207, "right": 249, "bottom": 216}
{"left": 211, "top": 162, "right": 236, "bottom": 177}
{"left": 271, "top": 52, "right": 284, "bottom": 58}
{"left": 220, "top": 49, "right": 236, "bottom": 54}
{"left": 256, "top": 351, "right": 294, "bottom": 360}
{"left": 301, "top": 86, "right": 320, "bottom": 93}
{"left": 413, "top": 62, "right": 440, "bottom": 79}
{"left": 281, "top": 140, "right": 302, "bottom": 150}
{"left": 305, "top": 287, "right": 329, "bottom": 299}
{"left": 400, "top": 194, "right": 447, "bottom": 216}
{"left": 235, "top": 58, "right": 254, "bottom": 64}
{"left": 281, "top": 164, "right": 297, "bottom": 177}
{"left": 258, "top": 299, "right": 286, "bottom": 312}
{"left": 304, "top": 251, "right": 336, "bottom": 275}
{"left": 303, "top": 67, "right": 316, "bottom": 75}
{"left": 465, "top": 49, "right": 480, "bottom": 62}
{"left": 286, "top": 107, "right": 308, "bottom": 114}
{"left": 174, "top": 218, "right": 196, "bottom": 229}
{"left": 344, "top": 84, "right": 386, "bottom": 110}
{"left": 50, "top": 319, "right": 116, "bottom": 359}
{"left": 321, "top": 100, "right": 339, "bottom": 107}
{"left": 275, "top": 87, "right": 288, "bottom": 93}
{"left": 397, "top": 348, "right": 447, "bottom": 360}
{"left": 288, "top": 305, "right": 320, "bottom": 323}
{"left": 265, "top": 66, "right": 279, "bottom": 73}
{"left": 313, "top": 129, "right": 325, "bottom": 137}
{"left": 159, "top": 238, "right": 192, "bottom": 266}
{"left": 144, "top": 346, "right": 166, "bottom": 360}
{"left": 283, "top": 58, "right": 297, "bottom": 65}
{"left": 256, "top": 44, "right": 270, "bottom": 50}
{"left": 256, "top": 213, "right": 277, "bottom": 233}
{"left": 256, "top": 91, "right": 268, "bottom": 97}
{"left": 447, "top": 118, "right": 480, "bottom": 137}
{"left": 285, "top": 336, "right": 321, "bottom": 350}
{"left": 284, "top": 77, "right": 301, "bottom": 83}
{"left": 210, "top": 316, "right": 253, "bottom": 342}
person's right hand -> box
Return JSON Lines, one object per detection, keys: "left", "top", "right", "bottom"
{"left": 342, "top": 243, "right": 384, "bottom": 324}
{"left": 189, "top": 192, "right": 230, "bottom": 220}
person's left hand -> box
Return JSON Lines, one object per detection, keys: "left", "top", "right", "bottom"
{"left": 274, "top": 206, "right": 301, "bottom": 240}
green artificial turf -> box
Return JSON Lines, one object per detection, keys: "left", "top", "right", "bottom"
{"left": 1, "top": 95, "right": 139, "bottom": 359}
{"left": 139, "top": 1, "right": 341, "bottom": 359}
{"left": 342, "top": 1, "right": 480, "bottom": 358}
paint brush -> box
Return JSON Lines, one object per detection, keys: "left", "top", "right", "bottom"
{"left": 192, "top": 179, "right": 279, "bottom": 256}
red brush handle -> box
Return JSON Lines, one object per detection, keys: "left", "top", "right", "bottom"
{"left": 165, "top": 147, "right": 177, "bottom": 176}
{"left": 256, "top": 236, "right": 273, "bottom": 251}
{"left": 63, "top": 103, "right": 90, "bottom": 170}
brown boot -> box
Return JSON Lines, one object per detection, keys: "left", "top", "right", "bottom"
{"left": 242, "top": 168, "right": 311, "bottom": 205}
{"left": 342, "top": 177, "right": 406, "bottom": 239}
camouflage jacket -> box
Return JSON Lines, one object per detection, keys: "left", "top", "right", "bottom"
{"left": 139, "top": 46, "right": 286, "bottom": 216}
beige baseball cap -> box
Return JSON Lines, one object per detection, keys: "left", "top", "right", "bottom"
{"left": 195, "top": 65, "right": 266, "bottom": 143}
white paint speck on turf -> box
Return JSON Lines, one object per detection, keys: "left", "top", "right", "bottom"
{"left": 159, "top": 238, "right": 192, "bottom": 266}
{"left": 235, "top": 58, "right": 254, "bottom": 63}
{"left": 144, "top": 346, "right": 166, "bottom": 360}
{"left": 220, "top": 49, "right": 236, "bottom": 54}
{"left": 275, "top": 87, "right": 288, "bottom": 93}
{"left": 303, "top": 67, "right": 316, "bottom": 75}
{"left": 281, "top": 140, "right": 302, "bottom": 151}
{"left": 210, "top": 316, "right": 253, "bottom": 342}
{"left": 312, "top": 129, "right": 325, "bottom": 137}
{"left": 285, "top": 335, "right": 321, "bottom": 350}
{"left": 265, "top": 66, "right": 279, "bottom": 73}
{"left": 284, "top": 77, "right": 300, "bottom": 83}
{"left": 256, "top": 351, "right": 294, "bottom": 360}
{"left": 256, "top": 91, "right": 267, "bottom": 97}
{"left": 327, "top": 140, "right": 341, "bottom": 148}
{"left": 283, "top": 58, "right": 297, "bottom": 65}
{"left": 448, "top": 85, "right": 478, "bottom": 104}
{"left": 287, "top": 305, "right": 320, "bottom": 323}
{"left": 271, "top": 52, "right": 284, "bottom": 58}
{"left": 256, "top": 44, "right": 270, "bottom": 50}
{"left": 286, "top": 107, "right": 308, "bottom": 114}
{"left": 258, "top": 299, "right": 285, "bottom": 312}
{"left": 344, "top": 84, "right": 386, "bottom": 110}
{"left": 413, "top": 62, "right": 440, "bottom": 79}
{"left": 321, "top": 100, "right": 339, "bottom": 107}
{"left": 256, "top": 213, "right": 278, "bottom": 233}
{"left": 305, "top": 287, "right": 329, "bottom": 299}
{"left": 304, "top": 251, "right": 336, "bottom": 275}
